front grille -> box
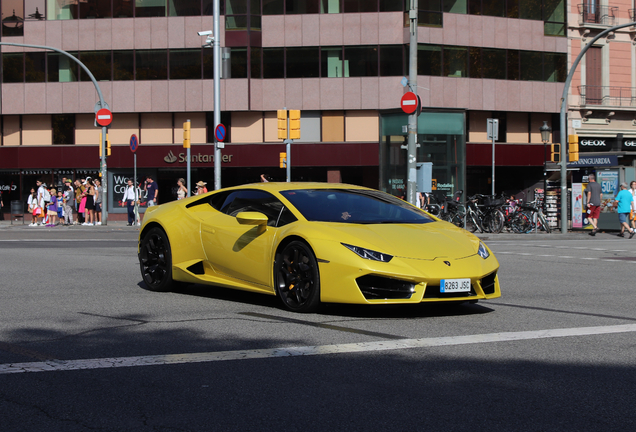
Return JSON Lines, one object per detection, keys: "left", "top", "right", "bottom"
{"left": 423, "top": 285, "right": 476, "bottom": 298}
{"left": 480, "top": 272, "right": 497, "bottom": 294}
{"left": 356, "top": 275, "right": 415, "bottom": 300}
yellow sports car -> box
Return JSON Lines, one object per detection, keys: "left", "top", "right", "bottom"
{"left": 138, "top": 182, "right": 500, "bottom": 312}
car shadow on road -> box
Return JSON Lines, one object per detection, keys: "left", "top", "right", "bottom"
{"left": 141, "top": 281, "right": 495, "bottom": 319}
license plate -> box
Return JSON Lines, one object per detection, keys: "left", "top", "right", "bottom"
{"left": 440, "top": 278, "right": 471, "bottom": 293}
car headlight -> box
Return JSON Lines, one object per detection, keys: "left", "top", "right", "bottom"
{"left": 342, "top": 243, "right": 393, "bottom": 262}
{"left": 478, "top": 241, "right": 490, "bottom": 259}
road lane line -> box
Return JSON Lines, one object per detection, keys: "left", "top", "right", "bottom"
{"left": 1, "top": 323, "right": 636, "bottom": 375}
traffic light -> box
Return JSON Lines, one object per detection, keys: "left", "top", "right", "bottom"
{"left": 568, "top": 134, "right": 579, "bottom": 162}
{"left": 183, "top": 120, "right": 191, "bottom": 149}
{"left": 277, "top": 110, "right": 287, "bottom": 139}
{"left": 280, "top": 152, "right": 287, "bottom": 168}
{"left": 550, "top": 143, "right": 560, "bottom": 163}
{"left": 98, "top": 132, "right": 111, "bottom": 157}
{"left": 289, "top": 109, "right": 301, "bottom": 140}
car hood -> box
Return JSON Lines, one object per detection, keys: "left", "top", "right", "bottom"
{"left": 316, "top": 221, "right": 480, "bottom": 260}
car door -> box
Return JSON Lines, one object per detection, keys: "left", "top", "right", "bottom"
{"left": 200, "top": 190, "right": 285, "bottom": 288}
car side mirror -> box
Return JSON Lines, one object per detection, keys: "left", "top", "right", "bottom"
{"left": 236, "top": 211, "right": 268, "bottom": 226}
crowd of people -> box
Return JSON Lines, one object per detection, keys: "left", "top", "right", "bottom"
{"left": 26, "top": 177, "right": 104, "bottom": 227}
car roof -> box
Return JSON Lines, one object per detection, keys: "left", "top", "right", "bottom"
{"left": 226, "top": 182, "right": 372, "bottom": 193}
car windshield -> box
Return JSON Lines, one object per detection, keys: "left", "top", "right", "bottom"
{"left": 280, "top": 189, "right": 435, "bottom": 224}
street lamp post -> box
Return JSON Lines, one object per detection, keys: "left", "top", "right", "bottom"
{"left": 540, "top": 121, "right": 552, "bottom": 231}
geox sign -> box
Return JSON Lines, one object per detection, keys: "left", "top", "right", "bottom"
{"left": 622, "top": 139, "right": 636, "bottom": 151}
{"left": 578, "top": 137, "right": 613, "bottom": 152}
{"left": 580, "top": 139, "right": 606, "bottom": 146}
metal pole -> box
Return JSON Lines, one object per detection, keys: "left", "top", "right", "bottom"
{"left": 286, "top": 140, "right": 291, "bottom": 182}
{"left": 406, "top": 0, "right": 418, "bottom": 206}
{"left": 213, "top": 0, "right": 222, "bottom": 190}
{"left": 492, "top": 134, "right": 495, "bottom": 196}
{"left": 133, "top": 153, "right": 139, "bottom": 225}
{"left": 187, "top": 147, "right": 191, "bottom": 197}
{"left": 558, "top": 21, "right": 636, "bottom": 234}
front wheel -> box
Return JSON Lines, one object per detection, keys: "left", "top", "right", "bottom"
{"left": 139, "top": 227, "right": 178, "bottom": 292}
{"left": 274, "top": 241, "right": 321, "bottom": 313}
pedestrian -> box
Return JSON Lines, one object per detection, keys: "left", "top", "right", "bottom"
{"left": 36, "top": 180, "right": 50, "bottom": 225}
{"left": 145, "top": 176, "right": 158, "bottom": 206}
{"left": 614, "top": 182, "right": 635, "bottom": 238}
{"left": 57, "top": 190, "right": 64, "bottom": 221}
{"left": 585, "top": 173, "right": 602, "bottom": 236}
{"left": 195, "top": 181, "right": 207, "bottom": 195}
{"left": 417, "top": 191, "right": 430, "bottom": 210}
{"left": 94, "top": 178, "right": 103, "bottom": 225}
{"left": 63, "top": 180, "right": 75, "bottom": 226}
{"left": 121, "top": 179, "right": 137, "bottom": 226}
{"left": 27, "top": 188, "right": 39, "bottom": 226}
{"left": 260, "top": 174, "right": 272, "bottom": 182}
{"left": 82, "top": 178, "right": 96, "bottom": 226}
{"left": 176, "top": 178, "right": 187, "bottom": 200}
{"left": 630, "top": 181, "right": 636, "bottom": 232}
{"left": 74, "top": 179, "right": 85, "bottom": 224}
{"left": 46, "top": 186, "right": 58, "bottom": 226}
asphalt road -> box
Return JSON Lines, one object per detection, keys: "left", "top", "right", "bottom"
{"left": 1, "top": 226, "right": 635, "bottom": 431}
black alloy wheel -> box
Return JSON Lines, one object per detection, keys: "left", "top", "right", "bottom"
{"left": 275, "top": 241, "right": 321, "bottom": 312}
{"left": 139, "top": 227, "right": 176, "bottom": 292}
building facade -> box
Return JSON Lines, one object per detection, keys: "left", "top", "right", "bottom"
{"left": 0, "top": 0, "right": 566, "bottom": 218}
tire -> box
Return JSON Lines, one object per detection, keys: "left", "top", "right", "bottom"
{"left": 139, "top": 227, "right": 178, "bottom": 292}
{"left": 487, "top": 209, "right": 505, "bottom": 233}
{"left": 538, "top": 213, "right": 551, "bottom": 233}
{"left": 465, "top": 211, "right": 480, "bottom": 233}
{"left": 511, "top": 213, "right": 532, "bottom": 234}
{"left": 274, "top": 241, "right": 321, "bottom": 313}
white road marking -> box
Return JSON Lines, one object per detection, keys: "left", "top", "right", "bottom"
{"left": 1, "top": 324, "right": 635, "bottom": 375}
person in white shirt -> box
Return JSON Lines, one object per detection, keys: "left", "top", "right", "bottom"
{"left": 121, "top": 179, "right": 137, "bottom": 226}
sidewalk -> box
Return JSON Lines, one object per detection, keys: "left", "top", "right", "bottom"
{"left": 0, "top": 218, "right": 140, "bottom": 230}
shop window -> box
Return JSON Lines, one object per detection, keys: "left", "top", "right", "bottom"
{"left": 321, "top": 47, "right": 345, "bottom": 78}
{"left": 136, "top": 50, "right": 168, "bottom": 80}
{"left": 169, "top": 49, "right": 202, "bottom": 80}
{"left": 380, "top": 45, "right": 403, "bottom": 77}
{"left": 80, "top": 51, "right": 112, "bottom": 81}
{"left": 417, "top": 45, "right": 442, "bottom": 76}
{"left": 263, "top": 48, "right": 284, "bottom": 79}
{"left": 25, "top": 52, "right": 46, "bottom": 83}
{"left": 520, "top": 50, "right": 542, "bottom": 81}
{"left": 135, "top": 0, "right": 166, "bottom": 17}
{"left": 53, "top": 115, "right": 75, "bottom": 145}
{"left": 345, "top": 46, "right": 378, "bottom": 77}
{"left": 2, "top": 54, "right": 24, "bottom": 83}
{"left": 114, "top": 51, "right": 134, "bottom": 81}
{"left": 322, "top": 111, "right": 344, "bottom": 142}
{"left": 443, "top": 46, "right": 468, "bottom": 78}
{"left": 47, "top": 52, "right": 79, "bottom": 82}
{"left": 286, "top": 47, "right": 320, "bottom": 78}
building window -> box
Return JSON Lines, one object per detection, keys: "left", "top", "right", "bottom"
{"left": 263, "top": 47, "right": 284, "bottom": 78}
{"left": 79, "top": 0, "right": 113, "bottom": 18}
{"left": 2, "top": 54, "right": 24, "bottom": 83}
{"left": 321, "top": 47, "right": 345, "bottom": 77}
{"left": 379, "top": 45, "right": 404, "bottom": 76}
{"left": 444, "top": 46, "right": 468, "bottom": 77}
{"left": 169, "top": 49, "right": 202, "bottom": 80}
{"left": 136, "top": 50, "right": 168, "bottom": 80}
{"left": 286, "top": 47, "right": 320, "bottom": 78}
{"left": 419, "top": 0, "right": 443, "bottom": 26}
{"left": 345, "top": 46, "right": 378, "bottom": 77}
{"left": 344, "top": 0, "right": 377, "bottom": 12}
{"left": 417, "top": 45, "right": 442, "bottom": 76}
{"left": 25, "top": 52, "right": 46, "bottom": 83}
{"left": 287, "top": 0, "right": 321, "bottom": 13}
{"left": 482, "top": 48, "right": 506, "bottom": 79}
{"left": 2, "top": 1, "right": 24, "bottom": 36}
{"left": 113, "top": 51, "right": 134, "bottom": 80}
{"left": 52, "top": 115, "right": 75, "bottom": 145}
{"left": 80, "top": 51, "right": 112, "bottom": 81}
{"left": 520, "top": 50, "right": 543, "bottom": 81}
{"left": 47, "top": 52, "right": 79, "bottom": 83}
{"left": 135, "top": 0, "right": 166, "bottom": 18}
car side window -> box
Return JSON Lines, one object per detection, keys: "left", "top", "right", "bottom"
{"left": 213, "top": 189, "right": 296, "bottom": 227}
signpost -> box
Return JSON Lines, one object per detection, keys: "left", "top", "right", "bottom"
{"left": 96, "top": 108, "right": 112, "bottom": 127}
{"left": 487, "top": 118, "right": 499, "bottom": 196}
{"left": 400, "top": 91, "right": 420, "bottom": 115}
{"left": 130, "top": 134, "right": 140, "bottom": 225}
{"left": 215, "top": 124, "right": 226, "bottom": 143}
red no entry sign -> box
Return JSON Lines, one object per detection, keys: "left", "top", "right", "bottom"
{"left": 400, "top": 91, "right": 420, "bottom": 115}
{"left": 96, "top": 108, "right": 113, "bottom": 127}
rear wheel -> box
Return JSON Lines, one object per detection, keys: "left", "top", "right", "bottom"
{"left": 274, "top": 241, "right": 321, "bottom": 313}
{"left": 139, "top": 227, "right": 178, "bottom": 292}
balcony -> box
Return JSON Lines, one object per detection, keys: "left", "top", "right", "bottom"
{"left": 578, "top": 4, "right": 618, "bottom": 26}
{"left": 578, "top": 85, "right": 636, "bottom": 107}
